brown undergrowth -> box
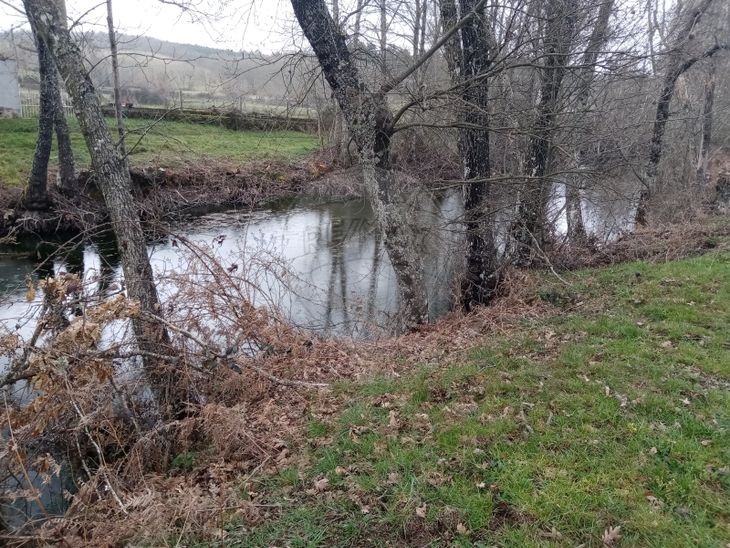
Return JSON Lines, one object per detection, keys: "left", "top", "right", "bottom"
{"left": 549, "top": 217, "right": 730, "bottom": 269}
{"left": 0, "top": 153, "right": 344, "bottom": 241}
{"left": 1, "top": 218, "right": 728, "bottom": 546}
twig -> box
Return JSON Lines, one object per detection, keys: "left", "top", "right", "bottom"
{"left": 139, "top": 311, "right": 329, "bottom": 388}
{"left": 2, "top": 394, "right": 49, "bottom": 517}
{"left": 63, "top": 378, "right": 128, "bottom": 515}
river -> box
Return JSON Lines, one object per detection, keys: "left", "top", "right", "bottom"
{"left": 0, "top": 183, "right": 636, "bottom": 529}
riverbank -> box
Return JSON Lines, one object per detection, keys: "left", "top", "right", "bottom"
{"left": 0, "top": 117, "right": 320, "bottom": 188}
{"left": 17, "top": 218, "right": 729, "bottom": 546}
{"left": 0, "top": 154, "right": 368, "bottom": 242}
{"left": 0, "top": 116, "right": 329, "bottom": 240}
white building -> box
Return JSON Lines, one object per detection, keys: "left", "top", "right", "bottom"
{"left": 0, "top": 56, "right": 21, "bottom": 115}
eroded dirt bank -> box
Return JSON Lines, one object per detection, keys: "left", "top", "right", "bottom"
{"left": 0, "top": 155, "right": 362, "bottom": 242}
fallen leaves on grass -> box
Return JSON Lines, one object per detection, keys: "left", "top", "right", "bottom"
{"left": 602, "top": 525, "right": 622, "bottom": 545}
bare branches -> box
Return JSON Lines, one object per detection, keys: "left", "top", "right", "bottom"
{"left": 380, "top": 0, "right": 488, "bottom": 94}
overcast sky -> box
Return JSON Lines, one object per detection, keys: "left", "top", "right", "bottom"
{"left": 0, "top": 0, "right": 298, "bottom": 52}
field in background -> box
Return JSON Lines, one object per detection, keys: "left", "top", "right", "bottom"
{"left": 0, "top": 117, "right": 320, "bottom": 187}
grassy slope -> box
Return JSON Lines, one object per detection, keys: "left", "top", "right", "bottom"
{"left": 0, "top": 118, "right": 319, "bottom": 187}
{"left": 230, "top": 250, "right": 730, "bottom": 547}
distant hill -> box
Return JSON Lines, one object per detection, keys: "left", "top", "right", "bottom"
{"left": 0, "top": 30, "right": 318, "bottom": 111}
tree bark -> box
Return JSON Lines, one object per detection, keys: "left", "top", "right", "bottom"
{"left": 513, "top": 0, "right": 576, "bottom": 265}
{"left": 695, "top": 58, "right": 715, "bottom": 189}
{"left": 635, "top": 0, "right": 717, "bottom": 225}
{"left": 380, "top": 0, "right": 388, "bottom": 81}
{"left": 24, "top": 0, "right": 182, "bottom": 415}
{"left": 413, "top": 0, "right": 422, "bottom": 59}
{"left": 291, "top": 0, "right": 429, "bottom": 330}
{"left": 566, "top": 0, "right": 614, "bottom": 242}
{"left": 330, "top": 0, "right": 346, "bottom": 164}
{"left": 106, "top": 0, "right": 127, "bottom": 161}
{"left": 25, "top": 31, "right": 53, "bottom": 210}
{"left": 456, "top": 0, "right": 499, "bottom": 309}
{"left": 51, "top": 66, "right": 77, "bottom": 193}
{"left": 439, "top": 0, "right": 461, "bottom": 81}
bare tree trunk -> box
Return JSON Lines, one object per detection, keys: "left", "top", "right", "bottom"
{"left": 354, "top": 0, "right": 365, "bottom": 47}
{"left": 646, "top": 0, "right": 658, "bottom": 75}
{"left": 106, "top": 0, "right": 127, "bottom": 161}
{"left": 330, "top": 0, "right": 346, "bottom": 164}
{"left": 565, "top": 179, "right": 585, "bottom": 240}
{"left": 635, "top": 0, "right": 719, "bottom": 225}
{"left": 439, "top": 0, "right": 461, "bottom": 81}
{"left": 695, "top": 58, "right": 715, "bottom": 189}
{"left": 51, "top": 66, "right": 77, "bottom": 194}
{"left": 25, "top": 31, "right": 53, "bottom": 210}
{"left": 291, "top": 0, "right": 429, "bottom": 330}
{"left": 445, "top": 0, "right": 499, "bottom": 309}
{"left": 24, "top": 0, "right": 183, "bottom": 415}
{"left": 567, "top": 0, "right": 614, "bottom": 242}
{"left": 413, "top": 0, "right": 422, "bottom": 58}
{"left": 419, "top": 0, "right": 428, "bottom": 56}
{"left": 513, "top": 0, "right": 576, "bottom": 265}
{"left": 380, "top": 0, "right": 388, "bottom": 81}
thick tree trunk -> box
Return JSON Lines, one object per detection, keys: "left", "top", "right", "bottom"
{"left": 458, "top": 0, "right": 498, "bottom": 310}
{"left": 24, "top": 0, "right": 183, "bottom": 415}
{"left": 291, "top": 0, "right": 429, "bottom": 330}
{"left": 25, "top": 33, "right": 53, "bottom": 210}
{"left": 513, "top": 0, "right": 576, "bottom": 265}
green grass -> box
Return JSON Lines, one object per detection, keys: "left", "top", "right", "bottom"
{"left": 224, "top": 250, "right": 730, "bottom": 547}
{"left": 0, "top": 117, "right": 320, "bottom": 187}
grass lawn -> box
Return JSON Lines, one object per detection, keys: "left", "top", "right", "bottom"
{"left": 0, "top": 117, "right": 320, "bottom": 187}
{"left": 228, "top": 250, "right": 730, "bottom": 546}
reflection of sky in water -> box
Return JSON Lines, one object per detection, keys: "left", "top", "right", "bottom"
{"left": 0, "top": 196, "right": 463, "bottom": 347}
{"left": 0, "top": 186, "right": 635, "bottom": 349}
{"left": 0, "top": 188, "right": 635, "bottom": 348}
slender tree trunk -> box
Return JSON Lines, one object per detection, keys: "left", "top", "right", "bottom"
{"left": 513, "top": 0, "right": 576, "bottom": 265}
{"left": 413, "top": 0, "right": 422, "bottom": 59}
{"left": 567, "top": 0, "right": 614, "bottom": 242}
{"left": 51, "top": 67, "right": 77, "bottom": 193}
{"left": 106, "top": 0, "right": 127, "bottom": 161}
{"left": 354, "top": 0, "right": 364, "bottom": 47}
{"left": 24, "top": 0, "right": 183, "bottom": 415}
{"left": 291, "top": 0, "right": 429, "bottom": 330}
{"left": 380, "top": 0, "right": 388, "bottom": 81}
{"left": 420, "top": 0, "right": 428, "bottom": 56}
{"left": 439, "top": 0, "right": 461, "bottom": 81}
{"left": 565, "top": 172, "right": 586, "bottom": 241}
{"left": 646, "top": 0, "right": 658, "bottom": 75}
{"left": 695, "top": 58, "right": 715, "bottom": 189}
{"left": 330, "top": 0, "right": 346, "bottom": 164}
{"left": 25, "top": 32, "right": 53, "bottom": 210}
{"left": 635, "top": 0, "right": 716, "bottom": 225}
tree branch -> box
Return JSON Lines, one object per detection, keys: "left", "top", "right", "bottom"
{"left": 379, "top": 0, "right": 489, "bottom": 94}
